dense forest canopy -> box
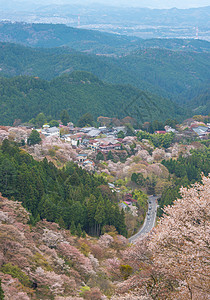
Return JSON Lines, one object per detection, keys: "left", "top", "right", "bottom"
{"left": 0, "top": 72, "right": 186, "bottom": 125}
{"left": 0, "top": 139, "right": 127, "bottom": 236}
{"left": 0, "top": 41, "right": 209, "bottom": 111}
{"left": 158, "top": 147, "right": 210, "bottom": 216}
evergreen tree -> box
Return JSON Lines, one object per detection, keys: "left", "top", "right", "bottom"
{"left": 78, "top": 113, "right": 93, "bottom": 127}
{"left": 77, "top": 223, "right": 82, "bottom": 237}
{"left": 118, "top": 209, "right": 127, "bottom": 237}
{"left": 117, "top": 130, "right": 125, "bottom": 139}
{"left": 58, "top": 216, "right": 66, "bottom": 229}
{"left": 34, "top": 113, "right": 47, "bottom": 128}
{"left": 94, "top": 196, "right": 105, "bottom": 236}
{"left": 60, "top": 110, "right": 70, "bottom": 126}
{"left": 96, "top": 151, "right": 104, "bottom": 161}
{"left": 87, "top": 195, "right": 97, "bottom": 235}
{"left": 107, "top": 151, "right": 113, "bottom": 161}
{"left": 0, "top": 279, "right": 4, "bottom": 300}
{"left": 70, "top": 221, "right": 76, "bottom": 235}
{"left": 27, "top": 130, "right": 41, "bottom": 145}
{"left": 49, "top": 119, "right": 59, "bottom": 127}
{"left": 82, "top": 231, "right": 86, "bottom": 238}
{"left": 125, "top": 123, "right": 135, "bottom": 136}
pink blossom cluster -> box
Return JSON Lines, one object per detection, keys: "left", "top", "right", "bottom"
{"left": 98, "top": 234, "right": 114, "bottom": 248}
{"left": 57, "top": 242, "right": 94, "bottom": 275}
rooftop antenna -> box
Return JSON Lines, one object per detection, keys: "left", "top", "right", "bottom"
{"left": 195, "top": 26, "right": 199, "bottom": 39}
{"left": 78, "top": 14, "right": 80, "bottom": 28}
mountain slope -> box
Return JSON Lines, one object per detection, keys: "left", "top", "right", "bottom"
{"left": 0, "top": 72, "right": 186, "bottom": 125}
{"left": 0, "top": 22, "right": 210, "bottom": 54}
{"left": 188, "top": 88, "right": 210, "bottom": 114}
{"left": 0, "top": 22, "right": 141, "bottom": 54}
{"left": 0, "top": 42, "right": 209, "bottom": 107}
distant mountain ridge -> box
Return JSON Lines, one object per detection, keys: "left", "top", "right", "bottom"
{"left": 0, "top": 22, "right": 210, "bottom": 54}
{"left": 0, "top": 5, "right": 209, "bottom": 40}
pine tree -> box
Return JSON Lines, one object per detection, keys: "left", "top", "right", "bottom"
{"left": 70, "top": 221, "right": 76, "bottom": 235}
{"left": 58, "top": 216, "right": 66, "bottom": 229}
{"left": 118, "top": 209, "right": 127, "bottom": 237}
{"left": 87, "top": 195, "right": 97, "bottom": 234}
{"left": 77, "top": 223, "right": 82, "bottom": 237}
{"left": 94, "top": 195, "right": 105, "bottom": 236}
{"left": 0, "top": 279, "right": 4, "bottom": 300}
{"left": 27, "top": 130, "right": 41, "bottom": 145}
{"left": 60, "top": 110, "right": 70, "bottom": 126}
{"left": 96, "top": 151, "right": 104, "bottom": 161}
{"left": 107, "top": 151, "right": 113, "bottom": 161}
{"left": 78, "top": 113, "right": 93, "bottom": 127}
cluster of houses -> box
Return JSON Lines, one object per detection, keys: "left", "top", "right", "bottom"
{"left": 59, "top": 125, "right": 129, "bottom": 170}
{"left": 154, "top": 123, "right": 210, "bottom": 138}
{"left": 38, "top": 119, "right": 210, "bottom": 173}
{"left": 39, "top": 123, "right": 129, "bottom": 171}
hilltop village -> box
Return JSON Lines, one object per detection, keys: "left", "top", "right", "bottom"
{"left": 0, "top": 114, "right": 209, "bottom": 238}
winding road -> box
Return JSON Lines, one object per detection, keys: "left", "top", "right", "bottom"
{"left": 129, "top": 195, "right": 159, "bottom": 243}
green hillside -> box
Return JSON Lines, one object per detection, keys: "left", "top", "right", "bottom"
{"left": 113, "top": 48, "right": 210, "bottom": 103}
{"left": 0, "top": 72, "right": 186, "bottom": 125}
{"left": 0, "top": 139, "right": 127, "bottom": 236}
{"left": 134, "top": 38, "right": 210, "bottom": 53}
{"left": 0, "top": 42, "right": 209, "bottom": 108}
{"left": 0, "top": 22, "right": 210, "bottom": 54}
{"left": 0, "top": 22, "right": 140, "bottom": 54}
{"left": 188, "top": 88, "right": 210, "bottom": 114}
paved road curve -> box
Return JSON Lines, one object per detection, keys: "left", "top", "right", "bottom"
{"left": 128, "top": 195, "right": 159, "bottom": 243}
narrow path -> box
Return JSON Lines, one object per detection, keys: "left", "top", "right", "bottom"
{"left": 128, "top": 195, "right": 159, "bottom": 243}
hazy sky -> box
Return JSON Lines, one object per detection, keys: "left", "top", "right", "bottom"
{"left": 3, "top": 0, "right": 210, "bottom": 9}
{"left": 63, "top": 0, "right": 210, "bottom": 9}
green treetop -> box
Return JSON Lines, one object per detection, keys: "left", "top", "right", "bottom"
{"left": 60, "top": 110, "right": 70, "bottom": 126}
{"left": 27, "top": 130, "right": 41, "bottom": 146}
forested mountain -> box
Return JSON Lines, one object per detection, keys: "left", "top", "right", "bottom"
{"left": 0, "top": 22, "right": 210, "bottom": 54}
{"left": 0, "top": 42, "right": 209, "bottom": 107}
{"left": 130, "top": 38, "right": 210, "bottom": 53}
{"left": 0, "top": 22, "right": 140, "bottom": 55}
{"left": 188, "top": 87, "right": 210, "bottom": 114}
{"left": 108, "top": 48, "right": 210, "bottom": 103}
{"left": 0, "top": 72, "right": 186, "bottom": 125}
{"left": 0, "top": 139, "right": 127, "bottom": 236}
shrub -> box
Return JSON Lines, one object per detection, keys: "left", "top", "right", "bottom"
{"left": 33, "top": 252, "right": 53, "bottom": 271}
{"left": 120, "top": 264, "right": 133, "bottom": 280}
{"left": 79, "top": 285, "right": 90, "bottom": 296}
{"left": 48, "top": 148, "right": 56, "bottom": 157}
{"left": 80, "top": 243, "right": 90, "bottom": 257}
{"left": 90, "top": 244, "right": 104, "bottom": 260}
{"left": 84, "top": 287, "right": 102, "bottom": 300}
{"left": 1, "top": 263, "right": 31, "bottom": 287}
{"left": 101, "top": 225, "right": 117, "bottom": 235}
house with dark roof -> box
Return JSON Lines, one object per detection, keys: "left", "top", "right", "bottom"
{"left": 77, "top": 153, "right": 88, "bottom": 162}
{"left": 41, "top": 127, "right": 60, "bottom": 137}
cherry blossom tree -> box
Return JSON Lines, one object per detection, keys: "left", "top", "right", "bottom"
{"left": 149, "top": 175, "right": 210, "bottom": 299}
